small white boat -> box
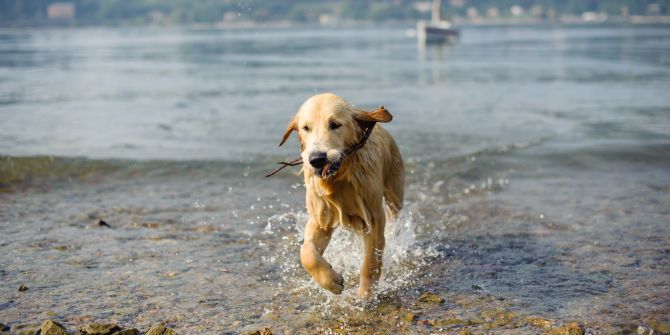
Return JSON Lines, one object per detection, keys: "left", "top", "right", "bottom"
{"left": 417, "top": 0, "right": 460, "bottom": 44}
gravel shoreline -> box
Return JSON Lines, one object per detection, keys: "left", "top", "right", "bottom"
{"left": 3, "top": 289, "right": 669, "bottom": 335}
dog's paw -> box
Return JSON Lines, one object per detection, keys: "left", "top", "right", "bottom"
{"left": 319, "top": 270, "right": 344, "bottom": 294}
{"left": 329, "top": 272, "right": 344, "bottom": 294}
{"left": 357, "top": 287, "right": 371, "bottom": 299}
{"left": 357, "top": 280, "right": 375, "bottom": 299}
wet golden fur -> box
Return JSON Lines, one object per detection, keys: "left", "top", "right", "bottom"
{"left": 279, "top": 93, "right": 404, "bottom": 298}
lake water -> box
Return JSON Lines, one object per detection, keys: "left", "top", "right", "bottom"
{"left": 1, "top": 25, "right": 669, "bottom": 334}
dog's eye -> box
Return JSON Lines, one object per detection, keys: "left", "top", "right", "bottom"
{"left": 329, "top": 122, "right": 341, "bottom": 130}
{"left": 302, "top": 126, "right": 310, "bottom": 132}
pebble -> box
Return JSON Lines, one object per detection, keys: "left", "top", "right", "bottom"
{"left": 18, "top": 284, "right": 29, "bottom": 292}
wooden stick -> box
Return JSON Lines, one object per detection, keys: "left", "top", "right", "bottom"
{"left": 265, "top": 157, "right": 303, "bottom": 177}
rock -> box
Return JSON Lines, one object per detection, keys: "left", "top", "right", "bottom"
{"left": 647, "top": 316, "right": 670, "bottom": 334}
{"left": 145, "top": 323, "right": 177, "bottom": 335}
{"left": 373, "top": 300, "right": 401, "bottom": 315}
{"left": 430, "top": 318, "right": 473, "bottom": 327}
{"left": 418, "top": 292, "right": 444, "bottom": 304}
{"left": 649, "top": 317, "right": 670, "bottom": 334}
{"left": 243, "top": 328, "right": 272, "bottom": 335}
{"left": 480, "top": 309, "right": 517, "bottom": 328}
{"left": 402, "top": 312, "right": 416, "bottom": 324}
{"left": 140, "top": 222, "right": 161, "bottom": 229}
{"left": 78, "top": 323, "right": 121, "bottom": 335}
{"left": 0, "top": 323, "right": 8, "bottom": 331}
{"left": 543, "top": 322, "right": 585, "bottom": 335}
{"left": 41, "top": 320, "right": 69, "bottom": 335}
{"left": 417, "top": 320, "right": 431, "bottom": 327}
{"left": 97, "top": 219, "right": 111, "bottom": 228}
{"left": 18, "top": 284, "right": 29, "bottom": 292}
{"left": 11, "top": 323, "right": 41, "bottom": 335}
{"left": 111, "top": 329, "right": 139, "bottom": 335}
{"left": 194, "top": 225, "right": 215, "bottom": 233}
{"left": 261, "top": 311, "right": 279, "bottom": 321}
{"left": 526, "top": 317, "right": 553, "bottom": 329}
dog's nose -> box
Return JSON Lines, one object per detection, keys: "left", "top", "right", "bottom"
{"left": 308, "top": 151, "right": 328, "bottom": 169}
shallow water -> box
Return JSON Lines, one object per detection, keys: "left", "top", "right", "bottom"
{"left": 1, "top": 25, "right": 670, "bottom": 334}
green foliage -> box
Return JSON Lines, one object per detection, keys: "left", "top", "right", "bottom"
{"left": 0, "top": 0, "right": 668, "bottom": 26}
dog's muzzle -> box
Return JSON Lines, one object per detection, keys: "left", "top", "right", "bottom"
{"left": 309, "top": 151, "right": 341, "bottom": 178}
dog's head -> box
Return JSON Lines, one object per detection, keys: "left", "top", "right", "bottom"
{"left": 279, "top": 93, "right": 392, "bottom": 179}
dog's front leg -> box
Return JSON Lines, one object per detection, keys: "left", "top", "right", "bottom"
{"left": 357, "top": 220, "right": 385, "bottom": 299}
{"left": 300, "top": 220, "right": 344, "bottom": 294}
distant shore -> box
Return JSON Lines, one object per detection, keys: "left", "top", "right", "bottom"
{"left": 2, "top": 15, "right": 670, "bottom": 30}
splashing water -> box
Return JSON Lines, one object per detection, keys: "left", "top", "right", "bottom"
{"left": 263, "top": 201, "right": 438, "bottom": 308}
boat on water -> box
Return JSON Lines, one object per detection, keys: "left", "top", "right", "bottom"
{"left": 417, "top": 0, "right": 460, "bottom": 44}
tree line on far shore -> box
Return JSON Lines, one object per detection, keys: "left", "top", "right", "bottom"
{"left": 1, "top": 0, "right": 669, "bottom": 26}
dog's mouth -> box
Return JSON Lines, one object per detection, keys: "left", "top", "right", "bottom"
{"left": 314, "top": 160, "right": 341, "bottom": 179}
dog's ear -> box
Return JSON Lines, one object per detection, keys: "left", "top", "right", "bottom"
{"left": 354, "top": 106, "right": 393, "bottom": 123}
{"left": 279, "top": 115, "right": 298, "bottom": 147}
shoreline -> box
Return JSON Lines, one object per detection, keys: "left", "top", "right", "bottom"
{"left": 4, "top": 288, "right": 669, "bottom": 334}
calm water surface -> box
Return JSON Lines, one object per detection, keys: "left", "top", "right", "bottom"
{"left": 1, "top": 25, "right": 669, "bottom": 334}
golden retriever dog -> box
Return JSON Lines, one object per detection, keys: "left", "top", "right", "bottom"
{"left": 278, "top": 93, "right": 404, "bottom": 298}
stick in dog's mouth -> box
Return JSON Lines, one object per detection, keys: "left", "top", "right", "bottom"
{"left": 315, "top": 159, "right": 342, "bottom": 179}
{"left": 313, "top": 150, "right": 346, "bottom": 179}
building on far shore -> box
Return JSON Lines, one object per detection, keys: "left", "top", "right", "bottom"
{"left": 47, "top": 2, "right": 76, "bottom": 20}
